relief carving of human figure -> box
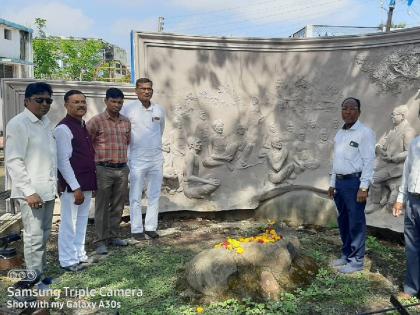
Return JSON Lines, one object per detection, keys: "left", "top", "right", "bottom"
{"left": 194, "top": 110, "right": 211, "bottom": 156}
{"left": 183, "top": 137, "right": 220, "bottom": 199}
{"left": 240, "top": 97, "right": 266, "bottom": 167}
{"left": 366, "top": 105, "right": 416, "bottom": 212}
{"left": 225, "top": 125, "right": 248, "bottom": 170}
{"left": 262, "top": 137, "right": 295, "bottom": 184}
{"left": 203, "top": 120, "right": 233, "bottom": 167}
{"left": 291, "top": 129, "right": 320, "bottom": 176}
{"left": 317, "top": 128, "right": 334, "bottom": 162}
{"left": 166, "top": 116, "right": 188, "bottom": 191}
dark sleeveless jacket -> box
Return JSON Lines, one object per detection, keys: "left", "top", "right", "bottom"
{"left": 57, "top": 115, "right": 97, "bottom": 192}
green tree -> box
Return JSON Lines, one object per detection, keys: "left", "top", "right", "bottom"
{"left": 33, "top": 18, "right": 59, "bottom": 79}
{"left": 33, "top": 19, "right": 105, "bottom": 81}
{"left": 58, "top": 39, "right": 104, "bottom": 81}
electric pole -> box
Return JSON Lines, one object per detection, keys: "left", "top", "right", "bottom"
{"left": 385, "top": 0, "right": 395, "bottom": 32}
{"left": 158, "top": 16, "right": 165, "bottom": 32}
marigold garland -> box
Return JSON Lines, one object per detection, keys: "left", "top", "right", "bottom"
{"left": 214, "top": 228, "right": 283, "bottom": 254}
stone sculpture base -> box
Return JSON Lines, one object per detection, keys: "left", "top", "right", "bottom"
{"left": 185, "top": 235, "right": 318, "bottom": 302}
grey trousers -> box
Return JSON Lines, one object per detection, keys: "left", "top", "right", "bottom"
{"left": 19, "top": 198, "right": 55, "bottom": 280}
{"left": 404, "top": 193, "right": 420, "bottom": 296}
{"left": 94, "top": 165, "right": 129, "bottom": 245}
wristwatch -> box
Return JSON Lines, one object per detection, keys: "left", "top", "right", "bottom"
{"left": 361, "top": 188, "right": 368, "bottom": 192}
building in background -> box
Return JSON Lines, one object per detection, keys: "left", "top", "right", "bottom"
{"left": 48, "top": 36, "right": 130, "bottom": 82}
{"left": 95, "top": 41, "right": 130, "bottom": 82}
{"left": 0, "top": 18, "right": 33, "bottom": 78}
{"left": 291, "top": 25, "right": 384, "bottom": 38}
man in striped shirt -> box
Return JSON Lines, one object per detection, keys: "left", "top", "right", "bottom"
{"left": 87, "top": 88, "right": 131, "bottom": 255}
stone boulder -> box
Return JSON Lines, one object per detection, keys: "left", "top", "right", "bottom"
{"left": 185, "top": 235, "right": 318, "bottom": 301}
{"left": 256, "top": 190, "right": 338, "bottom": 227}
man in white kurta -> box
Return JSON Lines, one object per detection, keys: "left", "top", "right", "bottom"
{"left": 6, "top": 82, "right": 57, "bottom": 286}
{"left": 121, "top": 78, "right": 165, "bottom": 240}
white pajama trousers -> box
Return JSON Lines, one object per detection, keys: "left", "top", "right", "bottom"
{"left": 129, "top": 160, "right": 163, "bottom": 234}
{"left": 58, "top": 191, "right": 92, "bottom": 267}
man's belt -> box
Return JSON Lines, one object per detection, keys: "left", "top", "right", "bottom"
{"left": 409, "top": 192, "right": 420, "bottom": 199}
{"left": 97, "top": 162, "right": 127, "bottom": 169}
{"left": 336, "top": 172, "right": 362, "bottom": 180}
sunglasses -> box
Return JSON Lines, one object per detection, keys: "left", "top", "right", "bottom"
{"left": 31, "top": 97, "right": 53, "bottom": 105}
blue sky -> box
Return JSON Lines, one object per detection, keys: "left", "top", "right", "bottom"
{"left": 1, "top": 0, "right": 420, "bottom": 54}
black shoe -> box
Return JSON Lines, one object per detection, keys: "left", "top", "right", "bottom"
{"left": 41, "top": 277, "right": 53, "bottom": 285}
{"left": 61, "top": 263, "right": 85, "bottom": 272}
{"left": 13, "top": 280, "right": 35, "bottom": 290}
{"left": 145, "top": 231, "right": 159, "bottom": 239}
{"left": 111, "top": 238, "right": 128, "bottom": 246}
{"left": 95, "top": 244, "right": 108, "bottom": 255}
{"left": 132, "top": 233, "right": 145, "bottom": 241}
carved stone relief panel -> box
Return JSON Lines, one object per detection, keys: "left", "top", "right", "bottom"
{"left": 357, "top": 45, "right": 420, "bottom": 94}
{"left": 131, "top": 30, "right": 420, "bottom": 231}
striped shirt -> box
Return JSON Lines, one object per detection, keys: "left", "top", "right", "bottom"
{"left": 86, "top": 111, "right": 131, "bottom": 164}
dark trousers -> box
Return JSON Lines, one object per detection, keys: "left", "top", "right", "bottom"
{"left": 404, "top": 193, "right": 420, "bottom": 295}
{"left": 334, "top": 177, "right": 366, "bottom": 265}
{"left": 94, "top": 165, "right": 129, "bottom": 245}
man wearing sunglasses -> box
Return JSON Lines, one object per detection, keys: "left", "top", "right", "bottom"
{"left": 5, "top": 82, "right": 57, "bottom": 288}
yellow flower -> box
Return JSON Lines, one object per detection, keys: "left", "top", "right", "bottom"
{"left": 228, "top": 239, "right": 241, "bottom": 248}
{"left": 236, "top": 247, "right": 244, "bottom": 254}
{"left": 196, "top": 306, "right": 204, "bottom": 313}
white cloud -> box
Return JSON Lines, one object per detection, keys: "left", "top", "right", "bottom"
{"left": 110, "top": 17, "right": 158, "bottom": 37}
{"left": 169, "top": 0, "right": 238, "bottom": 11}
{"left": 169, "top": 0, "right": 354, "bottom": 32}
{"left": 233, "top": 0, "right": 353, "bottom": 24}
{"left": 168, "top": 0, "right": 360, "bottom": 35}
{"left": 90, "top": 0, "right": 148, "bottom": 7}
{"left": 3, "top": 1, "right": 94, "bottom": 37}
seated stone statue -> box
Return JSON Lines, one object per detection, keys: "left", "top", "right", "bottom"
{"left": 183, "top": 137, "right": 221, "bottom": 199}
{"left": 367, "top": 105, "right": 416, "bottom": 212}
{"left": 291, "top": 129, "right": 320, "bottom": 175}
{"left": 203, "top": 120, "right": 234, "bottom": 167}
{"left": 262, "top": 137, "right": 295, "bottom": 184}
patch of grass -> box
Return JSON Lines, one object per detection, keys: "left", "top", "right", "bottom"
{"left": 1, "top": 227, "right": 406, "bottom": 315}
{"left": 366, "top": 236, "right": 393, "bottom": 256}
{"left": 53, "top": 245, "right": 196, "bottom": 315}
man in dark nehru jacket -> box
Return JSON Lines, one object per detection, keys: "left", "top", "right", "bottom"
{"left": 328, "top": 97, "right": 376, "bottom": 274}
{"left": 55, "top": 90, "right": 97, "bottom": 272}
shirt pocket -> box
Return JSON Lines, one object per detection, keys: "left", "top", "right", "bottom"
{"left": 151, "top": 116, "right": 161, "bottom": 131}
{"left": 344, "top": 142, "right": 359, "bottom": 160}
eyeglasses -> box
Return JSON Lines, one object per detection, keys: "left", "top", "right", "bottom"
{"left": 341, "top": 107, "right": 358, "bottom": 112}
{"left": 31, "top": 97, "right": 53, "bottom": 105}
